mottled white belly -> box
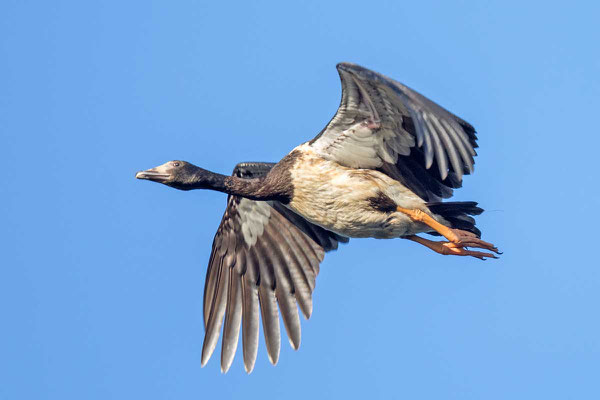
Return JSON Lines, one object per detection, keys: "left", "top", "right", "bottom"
{"left": 287, "top": 145, "right": 431, "bottom": 239}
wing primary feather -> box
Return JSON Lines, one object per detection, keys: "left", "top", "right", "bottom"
{"left": 203, "top": 248, "right": 220, "bottom": 329}
{"left": 414, "top": 111, "right": 435, "bottom": 169}
{"left": 268, "top": 214, "right": 315, "bottom": 319}
{"left": 270, "top": 210, "right": 319, "bottom": 283}
{"left": 257, "top": 286, "right": 280, "bottom": 365}
{"left": 286, "top": 230, "right": 320, "bottom": 291}
{"left": 423, "top": 113, "right": 449, "bottom": 180}
{"left": 440, "top": 118, "right": 474, "bottom": 174}
{"left": 251, "top": 245, "right": 281, "bottom": 365}
{"left": 260, "top": 226, "right": 302, "bottom": 350}
{"left": 429, "top": 115, "right": 463, "bottom": 181}
{"left": 221, "top": 257, "right": 243, "bottom": 373}
{"left": 201, "top": 254, "right": 231, "bottom": 367}
{"left": 204, "top": 216, "right": 237, "bottom": 328}
{"left": 409, "top": 109, "right": 425, "bottom": 147}
{"left": 271, "top": 203, "right": 333, "bottom": 272}
{"left": 275, "top": 284, "right": 301, "bottom": 350}
{"left": 447, "top": 117, "right": 477, "bottom": 157}
{"left": 241, "top": 251, "right": 260, "bottom": 374}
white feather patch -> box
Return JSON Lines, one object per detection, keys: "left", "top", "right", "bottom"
{"left": 238, "top": 198, "right": 271, "bottom": 247}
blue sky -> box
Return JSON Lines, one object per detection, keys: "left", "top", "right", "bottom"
{"left": 2, "top": 1, "right": 599, "bottom": 398}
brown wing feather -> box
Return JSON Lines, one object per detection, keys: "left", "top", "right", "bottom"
{"left": 201, "top": 162, "right": 347, "bottom": 373}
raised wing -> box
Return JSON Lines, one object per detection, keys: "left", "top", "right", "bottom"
{"left": 310, "top": 62, "right": 479, "bottom": 201}
{"left": 202, "top": 162, "right": 348, "bottom": 373}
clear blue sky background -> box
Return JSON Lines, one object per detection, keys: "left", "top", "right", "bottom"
{"left": 2, "top": 1, "right": 599, "bottom": 399}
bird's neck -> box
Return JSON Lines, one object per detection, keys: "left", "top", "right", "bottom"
{"left": 190, "top": 170, "right": 279, "bottom": 201}
{"left": 224, "top": 175, "right": 277, "bottom": 201}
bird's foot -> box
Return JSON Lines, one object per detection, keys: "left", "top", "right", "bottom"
{"left": 438, "top": 241, "right": 499, "bottom": 260}
{"left": 406, "top": 235, "right": 500, "bottom": 260}
{"left": 395, "top": 207, "right": 501, "bottom": 258}
{"left": 445, "top": 229, "right": 501, "bottom": 255}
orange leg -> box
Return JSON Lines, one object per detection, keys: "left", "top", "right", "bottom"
{"left": 406, "top": 235, "right": 498, "bottom": 260}
{"left": 396, "top": 206, "right": 500, "bottom": 254}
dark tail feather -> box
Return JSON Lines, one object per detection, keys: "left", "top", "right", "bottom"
{"left": 426, "top": 201, "right": 483, "bottom": 237}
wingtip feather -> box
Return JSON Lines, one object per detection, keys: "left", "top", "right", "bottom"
{"left": 244, "top": 361, "right": 255, "bottom": 374}
{"left": 268, "top": 352, "right": 279, "bottom": 366}
{"left": 289, "top": 336, "right": 301, "bottom": 351}
{"left": 201, "top": 340, "right": 214, "bottom": 368}
{"left": 201, "top": 352, "right": 210, "bottom": 368}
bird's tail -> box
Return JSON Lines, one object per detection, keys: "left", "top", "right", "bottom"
{"left": 426, "top": 201, "right": 483, "bottom": 237}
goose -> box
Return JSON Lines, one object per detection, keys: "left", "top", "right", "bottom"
{"left": 136, "top": 62, "right": 500, "bottom": 373}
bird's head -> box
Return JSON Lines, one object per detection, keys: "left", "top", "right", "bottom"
{"left": 136, "top": 160, "right": 212, "bottom": 191}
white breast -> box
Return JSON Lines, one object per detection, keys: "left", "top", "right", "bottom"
{"left": 287, "top": 144, "right": 429, "bottom": 239}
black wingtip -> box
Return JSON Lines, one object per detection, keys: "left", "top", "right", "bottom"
{"left": 336, "top": 62, "right": 366, "bottom": 74}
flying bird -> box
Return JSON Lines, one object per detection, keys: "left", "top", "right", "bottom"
{"left": 136, "top": 62, "right": 500, "bottom": 373}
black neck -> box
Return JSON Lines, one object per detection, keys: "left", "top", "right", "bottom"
{"left": 188, "top": 168, "right": 278, "bottom": 201}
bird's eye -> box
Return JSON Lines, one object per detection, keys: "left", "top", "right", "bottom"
{"left": 173, "top": 162, "right": 180, "bottom": 167}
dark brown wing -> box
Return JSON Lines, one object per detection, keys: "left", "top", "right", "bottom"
{"left": 310, "top": 62, "right": 478, "bottom": 201}
{"left": 201, "top": 162, "right": 348, "bottom": 373}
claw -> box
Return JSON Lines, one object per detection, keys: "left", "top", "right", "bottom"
{"left": 406, "top": 235, "right": 500, "bottom": 260}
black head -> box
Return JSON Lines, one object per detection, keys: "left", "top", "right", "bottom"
{"left": 135, "top": 160, "right": 210, "bottom": 191}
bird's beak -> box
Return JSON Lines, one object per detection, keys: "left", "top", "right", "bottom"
{"left": 135, "top": 165, "right": 171, "bottom": 182}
